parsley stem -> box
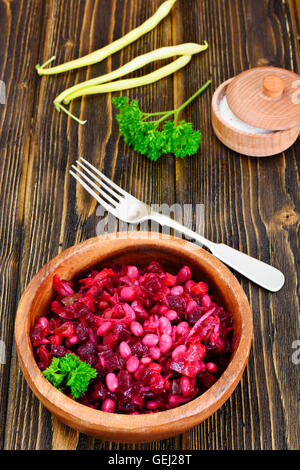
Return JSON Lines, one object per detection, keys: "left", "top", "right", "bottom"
{"left": 142, "top": 111, "right": 171, "bottom": 118}
{"left": 174, "top": 79, "right": 211, "bottom": 116}
{"left": 144, "top": 79, "right": 211, "bottom": 127}
{"left": 154, "top": 110, "right": 177, "bottom": 126}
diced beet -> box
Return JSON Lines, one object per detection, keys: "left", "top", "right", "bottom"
{"left": 77, "top": 342, "right": 97, "bottom": 366}
{"left": 76, "top": 323, "right": 89, "bottom": 342}
{"left": 47, "top": 318, "right": 62, "bottom": 334}
{"left": 90, "top": 381, "right": 107, "bottom": 400}
{"left": 130, "top": 340, "right": 150, "bottom": 358}
{"left": 197, "top": 371, "right": 218, "bottom": 392}
{"left": 112, "top": 323, "right": 132, "bottom": 342}
{"left": 149, "top": 374, "right": 165, "bottom": 395}
{"left": 51, "top": 344, "right": 66, "bottom": 357}
{"left": 145, "top": 261, "right": 164, "bottom": 274}
{"left": 85, "top": 312, "right": 98, "bottom": 328}
{"left": 188, "top": 306, "right": 206, "bottom": 325}
{"left": 117, "top": 370, "right": 133, "bottom": 390}
{"left": 167, "top": 295, "right": 186, "bottom": 313}
{"left": 140, "top": 273, "right": 164, "bottom": 296}
{"left": 117, "top": 401, "right": 138, "bottom": 413}
{"left": 99, "top": 350, "right": 125, "bottom": 372}
{"left": 166, "top": 358, "right": 185, "bottom": 374}
{"left": 30, "top": 325, "right": 46, "bottom": 347}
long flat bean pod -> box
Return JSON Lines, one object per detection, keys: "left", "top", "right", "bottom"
{"left": 36, "top": 0, "right": 177, "bottom": 75}
{"left": 57, "top": 43, "right": 208, "bottom": 106}
{"left": 57, "top": 55, "right": 192, "bottom": 124}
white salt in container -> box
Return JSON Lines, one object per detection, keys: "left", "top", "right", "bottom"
{"left": 211, "top": 66, "right": 300, "bottom": 157}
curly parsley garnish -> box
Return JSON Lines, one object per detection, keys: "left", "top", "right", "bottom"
{"left": 43, "top": 353, "right": 97, "bottom": 399}
{"left": 112, "top": 80, "right": 211, "bottom": 161}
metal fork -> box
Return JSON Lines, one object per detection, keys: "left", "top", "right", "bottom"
{"left": 70, "top": 158, "right": 285, "bottom": 292}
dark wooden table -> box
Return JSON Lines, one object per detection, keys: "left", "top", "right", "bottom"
{"left": 0, "top": 0, "right": 299, "bottom": 451}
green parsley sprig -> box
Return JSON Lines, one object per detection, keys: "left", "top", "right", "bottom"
{"left": 43, "top": 353, "right": 97, "bottom": 399}
{"left": 112, "top": 80, "right": 211, "bottom": 161}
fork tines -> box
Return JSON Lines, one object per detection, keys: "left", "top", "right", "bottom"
{"left": 69, "top": 157, "right": 125, "bottom": 212}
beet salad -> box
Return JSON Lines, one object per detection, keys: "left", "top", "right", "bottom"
{"left": 30, "top": 261, "right": 235, "bottom": 414}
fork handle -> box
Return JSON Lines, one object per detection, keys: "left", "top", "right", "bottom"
{"left": 150, "top": 212, "right": 285, "bottom": 292}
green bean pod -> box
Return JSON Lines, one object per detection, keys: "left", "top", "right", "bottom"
{"left": 56, "top": 55, "right": 192, "bottom": 124}
{"left": 36, "top": 0, "right": 177, "bottom": 75}
{"left": 57, "top": 42, "right": 208, "bottom": 106}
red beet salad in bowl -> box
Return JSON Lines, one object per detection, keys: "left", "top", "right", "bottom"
{"left": 30, "top": 261, "right": 235, "bottom": 415}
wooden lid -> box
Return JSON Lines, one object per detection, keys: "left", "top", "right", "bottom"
{"left": 226, "top": 67, "right": 300, "bottom": 130}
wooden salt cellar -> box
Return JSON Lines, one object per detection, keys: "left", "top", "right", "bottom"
{"left": 211, "top": 66, "right": 300, "bottom": 157}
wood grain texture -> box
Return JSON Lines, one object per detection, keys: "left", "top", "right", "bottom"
{"left": 0, "top": 0, "right": 299, "bottom": 450}
{"left": 292, "top": 0, "right": 300, "bottom": 34}
{"left": 0, "top": 0, "right": 45, "bottom": 449}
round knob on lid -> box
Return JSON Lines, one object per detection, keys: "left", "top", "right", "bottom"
{"left": 226, "top": 66, "right": 300, "bottom": 130}
{"left": 263, "top": 75, "right": 285, "bottom": 98}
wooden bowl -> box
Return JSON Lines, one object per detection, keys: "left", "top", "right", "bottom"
{"left": 212, "top": 78, "right": 300, "bottom": 157}
{"left": 15, "top": 232, "right": 253, "bottom": 443}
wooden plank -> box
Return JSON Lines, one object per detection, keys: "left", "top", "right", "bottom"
{"left": 173, "top": 0, "right": 300, "bottom": 450}
{"left": 3, "top": 0, "right": 299, "bottom": 451}
{"left": 0, "top": 0, "right": 45, "bottom": 449}
{"left": 5, "top": 0, "right": 178, "bottom": 450}
{"left": 292, "top": 0, "right": 300, "bottom": 34}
